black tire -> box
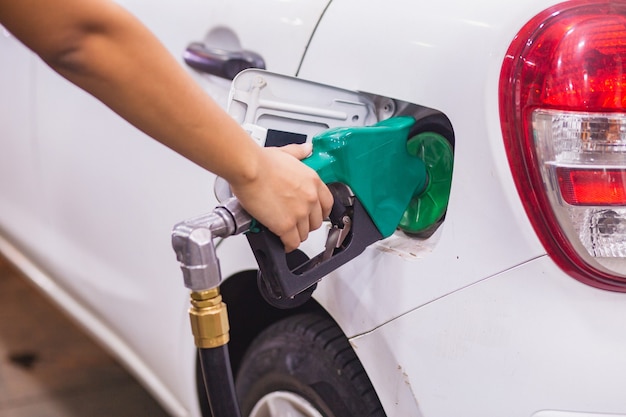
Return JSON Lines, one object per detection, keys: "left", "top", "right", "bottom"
{"left": 235, "top": 313, "right": 387, "bottom": 417}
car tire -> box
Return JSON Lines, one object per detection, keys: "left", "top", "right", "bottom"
{"left": 235, "top": 313, "right": 387, "bottom": 417}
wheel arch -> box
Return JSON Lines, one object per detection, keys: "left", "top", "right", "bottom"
{"left": 221, "top": 269, "right": 329, "bottom": 372}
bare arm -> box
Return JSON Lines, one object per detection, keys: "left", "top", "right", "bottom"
{"left": 0, "top": 0, "right": 333, "bottom": 251}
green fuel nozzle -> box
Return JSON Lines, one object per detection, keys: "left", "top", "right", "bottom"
{"left": 247, "top": 116, "right": 453, "bottom": 308}
{"left": 304, "top": 116, "right": 427, "bottom": 237}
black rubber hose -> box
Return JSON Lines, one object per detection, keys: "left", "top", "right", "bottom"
{"left": 198, "top": 345, "right": 242, "bottom": 417}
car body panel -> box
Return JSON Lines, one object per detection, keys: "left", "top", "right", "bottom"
{"left": 159, "top": 0, "right": 332, "bottom": 108}
{"left": 352, "top": 255, "right": 626, "bottom": 417}
{"left": 0, "top": 29, "right": 51, "bottom": 260}
{"left": 292, "top": 0, "right": 558, "bottom": 336}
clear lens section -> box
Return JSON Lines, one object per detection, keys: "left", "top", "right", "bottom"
{"left": 573, "top": 207, "right": 626, "bottom": 256}
{"left": 534, "top": 110, "right": 626, "bottom": 166}
{"left": 533, "top": 109, "right": 626, "bottom": 274}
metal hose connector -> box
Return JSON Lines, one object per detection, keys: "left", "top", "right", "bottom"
{"left": 189, "top": 288, "right": 229, "bottom": 348}
{"left": 171, "top": 197, "right": 252, "bottom": 292}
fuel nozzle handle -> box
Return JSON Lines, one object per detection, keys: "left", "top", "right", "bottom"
{"left": 248, "top": 190, "right": 384, "bottom": 307}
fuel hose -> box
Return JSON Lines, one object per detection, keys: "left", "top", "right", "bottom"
{"left": 198, "top": 345, "right": 242, "bottom": 417}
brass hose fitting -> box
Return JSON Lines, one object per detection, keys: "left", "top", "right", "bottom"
{"left": 188, "top": 288, "right": 230, "bottom": 349}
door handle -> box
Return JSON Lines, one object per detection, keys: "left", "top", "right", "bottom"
{"left": 183, "top": 42, "right": 266, "bottom": 80}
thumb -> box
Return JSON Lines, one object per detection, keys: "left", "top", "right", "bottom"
{"left": 278, "top": 142, "right": 313, "bottom": 160}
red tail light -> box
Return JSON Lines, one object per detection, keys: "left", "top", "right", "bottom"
{"left": 500, "top": 0, "right": 626, "bottom": 291}
{"left": 557, "top": 167, "right": 626, "bottom": 205}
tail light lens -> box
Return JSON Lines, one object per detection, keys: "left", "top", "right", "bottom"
{"left": 500, "top": 0, "right": 626, "bottom": 291}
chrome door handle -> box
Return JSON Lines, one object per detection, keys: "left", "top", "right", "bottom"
{"left": 183, "top": 42, "right": 266, "bottom": 80}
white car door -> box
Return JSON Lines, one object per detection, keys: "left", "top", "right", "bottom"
{"left": 0, "top": 28, "right": 51, "bottom": 257}
{"left": 28, "top": 0, "right": 332, "bottom": 319}
{"left": 172, "top": 0, "right": 333, "bottom": 107}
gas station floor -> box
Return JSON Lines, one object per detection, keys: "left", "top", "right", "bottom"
{"left": 0, "top": 255, "right": 171, "bottom": 417}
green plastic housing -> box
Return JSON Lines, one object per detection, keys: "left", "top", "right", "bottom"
{"left": 400, "top": 131, "right": 454, "bottom": 234}
{"left": 303, "top": 116, "right": 428, "bottom": 237}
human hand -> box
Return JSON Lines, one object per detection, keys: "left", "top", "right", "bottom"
{"left": 229, "top": 143, "right": 334, "bottom": 252}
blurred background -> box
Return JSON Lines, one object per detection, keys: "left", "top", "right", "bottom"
{"left": 0, "top": 255, "right": 170, "bottom": 417}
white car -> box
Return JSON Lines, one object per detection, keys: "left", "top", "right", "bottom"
{"left": 2, "top": 0, "right": 626, "bottom": 416}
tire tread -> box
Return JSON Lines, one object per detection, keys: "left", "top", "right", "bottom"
{"left": 236, "top": 312, "right": 386, "bottom": 417}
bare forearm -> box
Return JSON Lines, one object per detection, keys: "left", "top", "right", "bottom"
{"left": 0, "top": 0, "right": 333, "bottom": 250}
{"left": 0, "top": 0, "right": 261, "bottom": 184}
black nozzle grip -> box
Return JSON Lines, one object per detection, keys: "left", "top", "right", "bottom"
{"left": 246, "top": 198, "right": 383, "bottom": 306}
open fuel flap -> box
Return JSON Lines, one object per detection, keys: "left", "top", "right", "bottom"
{"left": 220, "top": 69, "right": 455, "bottom": 307}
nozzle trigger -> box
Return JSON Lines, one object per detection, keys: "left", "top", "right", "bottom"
{"left": 247, "top": 189, "right": 382, "bottom": 308}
